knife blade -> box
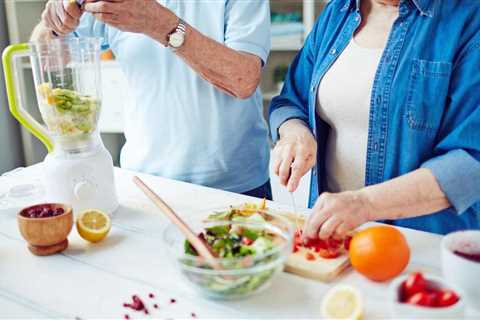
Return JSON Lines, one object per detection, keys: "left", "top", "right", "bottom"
{"left": 289, "top": 191, "right": 301, "bottom": 233}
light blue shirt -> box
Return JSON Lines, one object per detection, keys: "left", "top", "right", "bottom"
{"left": 73, "top": 0, "right": 271, "bottom": 193}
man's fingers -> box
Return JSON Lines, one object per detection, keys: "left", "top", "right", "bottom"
{"left": 62, "top": 13, "right": 78, "bottom": 29}
{"left": 318, "top": 217, "right": 342, "bottom": 240}
{"left": 51, "top": 11, "right": 69, "bottom": 35}
{"left": 64, "top": 1, "right": 83, "bottom": 19}
{"left": 84, "top": 1, "right": 116, "bottom": 14}
{"left": 92, "top": 12, "right": 118, "bottom": 24}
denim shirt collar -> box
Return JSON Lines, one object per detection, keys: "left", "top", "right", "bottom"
{"left": 341, "top": 0, "right": 435, "bottom": 17}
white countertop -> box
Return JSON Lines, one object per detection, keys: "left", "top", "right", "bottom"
{"left": 0, "top": 166, "right": 478, "bottom": 319}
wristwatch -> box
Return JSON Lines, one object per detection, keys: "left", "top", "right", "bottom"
{"left": 167, "top": 19, "right": 187, "bottom": 50}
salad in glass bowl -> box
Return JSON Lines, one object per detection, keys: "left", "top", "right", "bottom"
{"left": 37, "top": 82, "right": 100, "bottom": 138}
{"left": 163, "top": 209, "right": 292, "bottom": 300}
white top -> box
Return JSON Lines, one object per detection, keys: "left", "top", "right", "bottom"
{"left": 317, "top": 39, "right": 384, "bottom": 192}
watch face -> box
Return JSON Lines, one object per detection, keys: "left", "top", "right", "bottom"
{"left": 170, "top": 32, "right": 185, "bottom": 48}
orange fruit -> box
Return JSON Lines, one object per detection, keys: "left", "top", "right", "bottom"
{"left": 349, "top": 225, "right": 410, "bottom": 282}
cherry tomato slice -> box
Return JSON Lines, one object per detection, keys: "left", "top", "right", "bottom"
{"left": 436, "top": 289, "right": 459, "bottom": 307}
{"left": 407, "top": 292, "right": 437, "bottom": 307}
{"left": 241, "top": 237, "right": 253, "bottom": 245}
{"left": 403, "top": 272, "right": 427, "bottom": 299}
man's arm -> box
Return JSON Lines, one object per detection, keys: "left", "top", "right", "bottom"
{"left": 83, "top": 0, "right": 265, "bottom": 99}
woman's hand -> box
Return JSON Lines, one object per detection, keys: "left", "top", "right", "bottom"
{"left": 41, "top": 0, "right": 83, "bottom": 36}
{"left": 272, "top": 119, "right": 317, "bottom": 192}
{"left": 303, "top": 190, "right": 373, "bottom": 241}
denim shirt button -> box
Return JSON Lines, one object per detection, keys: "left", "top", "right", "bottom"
{"left": 355, "top": 16, "right": 360, "bottom": 22}
{"left": 376, "top": 95, "right": 382, "bottom": 105}
{"left": 373, "top": 143, "right": 379, "bottom": 151}
{"left": 330, "top": 48, "right": 337, "bottom": 55}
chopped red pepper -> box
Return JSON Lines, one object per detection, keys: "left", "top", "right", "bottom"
{"left": 293, "top": 229, "right": 344, "bottom": 259}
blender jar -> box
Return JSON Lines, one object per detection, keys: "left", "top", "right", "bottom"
{"left": 32, "top": 38, "right": 102, "bottom": 150}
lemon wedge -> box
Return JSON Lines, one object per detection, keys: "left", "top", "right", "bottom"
{"left": 76, "top": 209, "right": 111, "bottom": 243}
{"left": 321, "top": 285, "right": 363, "bottom": 320}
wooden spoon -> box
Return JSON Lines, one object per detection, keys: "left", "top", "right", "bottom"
{"left": 133, "top": 176, "right": 222, "bottom": 270}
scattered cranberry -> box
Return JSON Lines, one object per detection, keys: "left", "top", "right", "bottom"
{"left": 170, "top": 298, "right": 176, "bottom": 304}
{"left": 148, "top": 293, "right": 155, "bottom": 298}
{"left": 191, "top": 312, "right": 197, "bottom": 318}
{"left": 123, "top": 295, "right": 148, "bottom": 313}
{"left": 153, "top": 304, "right": 159, "bottom": 309}
{"left": 124, "top": 315, "right": 129, "bottom": 320}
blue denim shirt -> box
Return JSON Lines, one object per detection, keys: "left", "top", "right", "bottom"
{"left": 269, "top": 0, "right": 480, "bottom": 234}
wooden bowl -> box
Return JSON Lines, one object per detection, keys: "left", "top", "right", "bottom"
{"left": 17, "top": 203, "right": 73, "bottom": 256}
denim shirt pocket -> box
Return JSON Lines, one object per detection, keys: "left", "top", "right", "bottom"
{"left": 405, "top": 59, "right": 453, "bottom": 132}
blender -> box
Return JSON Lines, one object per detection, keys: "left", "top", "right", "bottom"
{"left": 2, "top": 38, "right": 118, "bottom": 214}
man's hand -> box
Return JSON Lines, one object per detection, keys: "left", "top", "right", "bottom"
{"left": 272, "top": 119, "right": 317, "bottom": 192}
{"left": 41, "top": 0, "right": 82, "bottom": 36}
{"left": 303, "top": 191, "right": 372, "bottom": 241}
{"left": 84, "top": 0, "right": 177, "bottom": 44}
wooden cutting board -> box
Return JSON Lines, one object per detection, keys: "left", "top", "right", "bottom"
{"left": 279, "top": 212, "right": 351, "bottom": 282}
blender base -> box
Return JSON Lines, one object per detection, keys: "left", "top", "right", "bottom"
{"left": 28, "top": 239, "right": 68, "bottom": 256}
{"left": 43, "top": 143, "right": 119, "bottom": 216}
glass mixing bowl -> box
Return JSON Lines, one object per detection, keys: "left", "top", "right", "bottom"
{"left": 163, "top": 217, "right": 293, "bottom": 300}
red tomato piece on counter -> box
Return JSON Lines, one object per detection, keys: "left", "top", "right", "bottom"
{"left": 436, "top": 289, "right": 459, "bottom": 307}
{"left": 407, "top": 292, "right": 437, "bottom": 307}
{"left": 403, "top": 272, "right": 427, "bottom": 299}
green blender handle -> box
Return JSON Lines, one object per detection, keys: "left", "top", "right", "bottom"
{"left": 2, "top": 43, "right": 54, "bottom": 152}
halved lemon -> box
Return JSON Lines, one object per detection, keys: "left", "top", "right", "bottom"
{"left": 76, "top": 209, "right": 111, "bottom": 243}
{"left": 321, "top": 285, "right": 363, "bottom": 320}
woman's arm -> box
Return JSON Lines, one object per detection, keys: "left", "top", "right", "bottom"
{"left": 83, "top": 0, "right": 266, "bottom": 99}
{"left": 361, "top": 168, "right": 450, "bottom": 220}
{"left": 303, "top": 168, "right": 451, "bottom": 240}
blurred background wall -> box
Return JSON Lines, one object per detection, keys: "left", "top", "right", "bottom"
{"left": 0, "top": 2, "right": 24, "bottom": 173}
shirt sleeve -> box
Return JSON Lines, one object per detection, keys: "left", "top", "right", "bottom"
{"left": 421, "top": 37, "right": 480, "bottom": 214}
{"left": 268, "top": 15, "right": 323, "bottom": 142}
{"left": 224, "top": 0, "right": 271, "bottom": 65}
